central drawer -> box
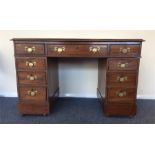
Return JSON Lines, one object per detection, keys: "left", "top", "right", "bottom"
{"left": 47, "top": 44, "right": 108, "bottom": 57}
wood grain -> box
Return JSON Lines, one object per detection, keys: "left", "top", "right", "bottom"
{"left": 108, "top": 58, "right": 139, "bottom": 71}
{"left": 12, "top": 38, "right": 143, "bottom": 117}
{"left": 47, "top": 44, "right": 108, "bottom": 57}
{"left": 110, "top": 45, "right": 141, "bottom": 57}
{"left": 17, "top": 71, "right": 46, "bottom": 85}
{"left": 19, "top": 86, "right": 47, "bottom": 101}
{"left": 107, "top": 71, "right": 137, "bottom": 87}
{"left": 16, "top": 58, "right": 47, "bottom": 71}
{"left": 15, "top": 43, "right": 45, "bottom": 55}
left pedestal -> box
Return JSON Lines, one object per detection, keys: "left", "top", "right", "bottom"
{"left": 14, "top": 42, "right": 49, "bottom": 115}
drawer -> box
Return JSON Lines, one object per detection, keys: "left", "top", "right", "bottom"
{"left": 110, "top": 45, "right": 141, "bottom": 57}
{"left": 18, "top": 102, "right": 49, "bottom": 115}
{"left": 19, "top": 87, "right": 47, "bottom": 101}
{"left": 107, "top": 88, "right": 137, "bottom": 102}
{"left": 15, "top": 43, "right": 45, "bottom": 55}
{"left": 104, "top": 104, "right": 136, "bottom": 116}
{"left": 107, "top": 72, "right": 137, "bottom": 87}
{"left": 108, "top": 59, "right": 139, "bottom": 71}
{"left": 17, "top": 71, "right": 46, "bottom": 85}
{"left": 47, "top": 44, "right": 108, "bottom": 57}
{"left": 16, "top": 58, "right": 46, "bottom": 70}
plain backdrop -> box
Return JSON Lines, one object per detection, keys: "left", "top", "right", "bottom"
{"left": 1, "top": 0, "right": 155, "bottom": 155}
{"left": 0, "top": 30, "right": 155, "bottom": 99}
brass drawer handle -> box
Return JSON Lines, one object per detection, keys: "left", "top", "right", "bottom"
{"left": 26, "top": 61, "right": 36, "bottom": 67}
{"left": 116, "top": 91, "right": 127, "bottom": 97}
{"left": 117, "top": 76, "right": 128, "bottom": 82}
{"left": 25, "top": 46, "right": 36, "bottom": 53}
{"left": 54, "top": 47, "right": 65, "bottom": 54}
{"left": 118, "top": 62, "right": 128, "bottom": 68}
{"left": 120, "top": 47, "right": 130, "bottom": 54}
{"left": 27, "top": 75, "right": 37, "bottom": 81}
{"left": 89, "top": 47, "right": 100, "bottom": 54}
{"left": 27, "top": 89, "right": 38, "bottom": 97}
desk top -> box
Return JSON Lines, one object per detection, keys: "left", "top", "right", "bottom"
{"left": 12, "top": 38, "right": 145, "bottom": 42}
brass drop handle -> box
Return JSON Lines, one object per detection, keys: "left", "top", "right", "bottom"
{"left": 27, "top": 75, "right": 37, "bottom": 81}
{"left": 117, "top": 76, "right": 128, "bottom": 82}
{"left": 25, "top": 46, "right": 36, "bottom": 53}
{"left": 89, "top": 47, "right": 100, "bottom": 54}
{"left": 118, "top": 62, "right": 128, "bottom": 68}
{"left": 26, "top": 61, "right": 36, "bottom": 67}
{"left": 54, "top": 47, "right": 65, "bottom": 54}
{"left": 117, "top": 91, "right": 127, "bottom": 97}
{"left": 120, "top": 47, "right": 130, "bottom": 54}
{"left": 27, "top": 89, "right": 38, "bottom": 97}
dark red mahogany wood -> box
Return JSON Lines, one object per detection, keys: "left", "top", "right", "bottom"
{"left": 12, "top": 38, "right": 144, "bottom": 116}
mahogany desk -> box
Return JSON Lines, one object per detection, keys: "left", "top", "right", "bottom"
{"left": 12, "top": 38, "right": 144, "bottom": 117}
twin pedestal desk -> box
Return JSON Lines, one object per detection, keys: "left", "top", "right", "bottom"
{"left": 12, "top": 38, "right": 144, "bottom": 117}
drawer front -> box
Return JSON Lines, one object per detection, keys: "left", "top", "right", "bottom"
{"left": 18, "top": 102, "right": 49, "bottom": 114}
{"left": 16, "top": 58, "right": 46, "bottom": 70}
{"left": 19, "top": 87, "right": 47, "bottom": 101}
{"left": 107, "top": 88, "right": 137, "bottom": 102}
{"left": 108, "top": 59, "right": 139, "bottom": 71}
{"left": 104, "top": 104, "right": 136, "bottom": 116}
{"left": 47, "top": 44, "right": 108, "bottom": 57}
{"left": 107, "top": 72, "right": 137, "bottom": 87}
{"left": 17, "top": 71, "right": 46, "bottom": 85}
{"left": 110, "top": 45, "right": 141, "bottom": 57}
{"left": 15, "top": 44, "right": 45, "bottom": 55}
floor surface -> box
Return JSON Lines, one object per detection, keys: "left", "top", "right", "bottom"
{"left": 0, "top": 97, "right": 155, "bottom": 124}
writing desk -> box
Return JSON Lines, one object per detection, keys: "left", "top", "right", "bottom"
{"left": 12, "top": 38, "right": 144, "bottom": 117}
